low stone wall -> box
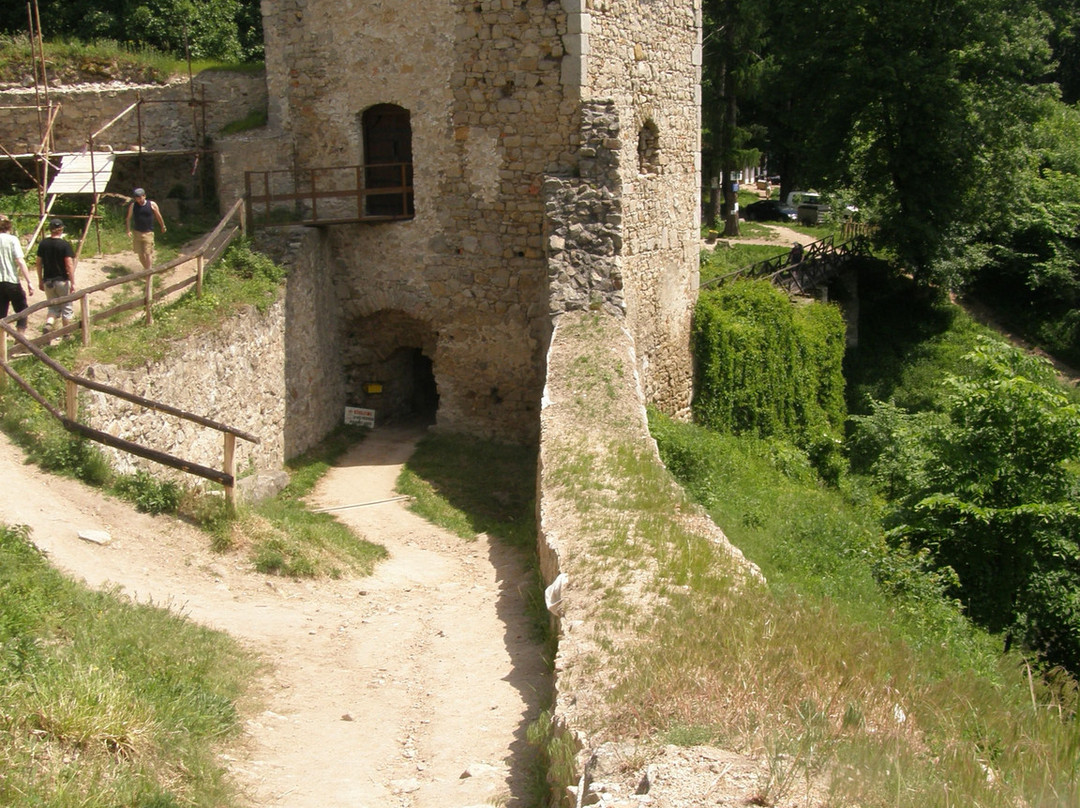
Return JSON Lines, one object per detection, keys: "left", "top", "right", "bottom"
{"left": 537, "top": 309, "right": 760, "bottom": 807}
{"left": 81, "top": 299, "right": 287, "bottom": 485}
{"left": 0, "top": 71, "right": 267, "bottom": 155}
{"left": 78, "top": 224, "right": 344, "bottom": 489}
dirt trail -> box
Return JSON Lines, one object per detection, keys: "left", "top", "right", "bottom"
{"left": 0, "top": 423, "right": 548, "bottom": 807}
{"left": 704, "top": 222, "right": 816, "bottom": 252}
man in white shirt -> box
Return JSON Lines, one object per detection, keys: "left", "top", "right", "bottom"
{"left": 0, "top": 214, "right": 34, "bottom": 334}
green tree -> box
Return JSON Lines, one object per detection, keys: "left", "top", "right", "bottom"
{"left": 701, "top": 0, "right": 766, "bottom": 233}
{"left": 1045, "top": 0, "right": 1080, "bottom": 103}
{"left": 756, "top": 0, "right": 1053, "bottom": 281}
{"left": 967, "top": 99, "right": 1080, "bottom": 365}
{"left": 856, "top": 339, "right": 1080, "bottom": 670}
{"left": 2, "top": 0, "right": 263, "bottom": 62}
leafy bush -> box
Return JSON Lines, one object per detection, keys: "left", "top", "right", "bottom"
{"left": 112, "top": 470, "right": 182, "bottom": 514}
{"left": 693, "top": 279, "right": 847, "bottom": 480}
{"left": 853, "top": 338, "right": 1080, "bottom": 672}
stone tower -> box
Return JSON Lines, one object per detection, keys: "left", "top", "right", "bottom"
{"left": 236, "top": 0, "right": 701, "bottom": 446}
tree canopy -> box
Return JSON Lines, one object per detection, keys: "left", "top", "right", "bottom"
{"left": 709, "top": 0, "right": 1080, "bottom": 292}
{"left": 1, "top": 0, "right": 263, "bottom": 62}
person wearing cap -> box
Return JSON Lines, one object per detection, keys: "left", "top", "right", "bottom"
{"left": 0, "top": 214, "right": 35, "bottom": 334}
{"left": 125, "top": 187, "right": 166, "bottom": 270}
{"left": 35, "top": 218, "right": 76, "bottom": 333}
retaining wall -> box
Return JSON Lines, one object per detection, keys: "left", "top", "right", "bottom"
{"left": 79, "top": 224, "right": 342, "bottom": 486}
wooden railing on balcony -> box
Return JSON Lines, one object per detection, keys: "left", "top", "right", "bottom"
{"left": 245, "top": 163, "right": 414, "bottom": 228}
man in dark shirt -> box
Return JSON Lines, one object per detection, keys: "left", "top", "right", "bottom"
{"left": 125, "top": 187, "right": 167, "bottom": 270}
{"left": 35, "top": 218, "right": 76, "bottom": 333}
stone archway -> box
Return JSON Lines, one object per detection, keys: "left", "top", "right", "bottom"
{"left": 344, "top": 310, "right": 438, "bottom": 425}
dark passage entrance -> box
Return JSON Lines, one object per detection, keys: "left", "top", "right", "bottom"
{"left": 361, "top": 103, "right": 414, "bottom": 218}
{"left": 346, "top": 310, "right": 438, "bottom": 426}
{"left": 410, "top": 350, "right": 438, "bottom": 419}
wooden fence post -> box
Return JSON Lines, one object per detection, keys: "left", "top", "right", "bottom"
{"left": 223, "top": 432, "right": 236, "bottom": 507}
{"left": 80, "top": 293, "right": 91, "bottom": 346}
{"left": 144, "top": 276, "right": 154, "bottom": 325}
{"left": 0, "top": 330, "right": 7, "bottom": 390}
{"left": 65, "top": 378, "right": 78, "bottom": 421}
{"left": 196, "top": 255, "right": 204, "bottom": 297}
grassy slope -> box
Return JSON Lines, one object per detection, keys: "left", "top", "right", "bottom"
{"left": 637, "top": 265, "right": 1080, "bottom": 805}
{"left": 0, "top": 524, "right": 260, "bottom": 807}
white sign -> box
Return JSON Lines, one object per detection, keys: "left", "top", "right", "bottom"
{"left": 344, "top": 406, "right": 376, "bottom": 427}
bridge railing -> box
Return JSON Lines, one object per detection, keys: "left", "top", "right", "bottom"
{"left": 245, "top": 163, "right": 414, "bottom": 228}
{"left": 702, "top": 233, "right": 869, "bottom": 292}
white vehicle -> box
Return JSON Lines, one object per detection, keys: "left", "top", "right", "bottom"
{"left": 784, "top": 191, "right": 831, "bottom": 225}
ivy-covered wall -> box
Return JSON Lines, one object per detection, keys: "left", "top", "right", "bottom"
{"left": 692, "top": 279, "right": 846, "bottom": 452}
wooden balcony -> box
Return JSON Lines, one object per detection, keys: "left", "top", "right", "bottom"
{"left": 244, "top": 163, "right": 414, "bottom": 228}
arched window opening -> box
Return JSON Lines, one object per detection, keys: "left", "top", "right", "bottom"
{"left": 638, "top": 120, "right": 659, "bottom": 175}
{"left": 362, "top": 104, "right": 414, "bottom": 218}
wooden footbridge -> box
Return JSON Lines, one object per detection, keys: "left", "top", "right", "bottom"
{"left": 703, "top": 232, "right": 871, "bottom": 295}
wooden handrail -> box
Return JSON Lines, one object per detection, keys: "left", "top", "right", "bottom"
{"left": 702, "top": 233, "right": 869, "bottom": 291}
{"left": 0, "top": 198, "right": 257, "bottom": 503}
{"left": 11, "top": 199, "right": 245, "bottom": 344}
{"left": 245, "top": 163, "right": 413, "bottom": 227}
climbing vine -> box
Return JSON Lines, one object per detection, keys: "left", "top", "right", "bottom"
{"left": 693, "top": 279, "right": 846, "bottom": 478}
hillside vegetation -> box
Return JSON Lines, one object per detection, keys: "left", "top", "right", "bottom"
{"left": 632, "top": 269, "right": 1080, "bottom": 805}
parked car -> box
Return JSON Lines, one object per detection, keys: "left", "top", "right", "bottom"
{"left": 785, "top": 191, "right": 831, "bottom": 225}
{"left": 742, "top": 199, "right": 796, "bottom": 222}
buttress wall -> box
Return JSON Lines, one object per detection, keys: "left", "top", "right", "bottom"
{"left": 578, "top": 0, "right": 701, "bottom": 418}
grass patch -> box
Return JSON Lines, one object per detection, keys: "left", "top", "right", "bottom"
{"left": 397, "top": 432, "right": 538, "bottom": 548}
{"left": 641, "top": 412, "right": 1080, "bottom": 806}
{"left": 0, "top": 34, "right": 174, "bottom": 84}
{"left": 543, "top": 399, "right": 1080, "bottom": 805}
{"left": 0, "top": 522, "right": 259, "bottom": 807}
{"left": 78, "top": 239, "right": 286, "bottom": 368}
{"left": 401, "top": 429, "right": 553, "bottom": 805}
{"left": 0, "top": 35, "right": 260, "bottom": 86}
{"left": 220, "top": 108, "right": 268, "bottom": 135}
{"left": 223, "top": 425, "right": 386, "bottom": 579}
{"left": 700, "top": 242, "right": 790, "bottom": 285}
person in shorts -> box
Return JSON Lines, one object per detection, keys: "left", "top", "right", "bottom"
{"left": 125, "top": 187, "right": 167, "bottom": 270}
{"left": 35, "top": 218, "right": 76, "bottom": 333}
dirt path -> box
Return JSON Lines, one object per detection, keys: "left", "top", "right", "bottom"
{"left": 0, "top": 423, "right": 548, "bottom": 807}
{"left": 704, "top": 222, "right": 816, "bottom": 251}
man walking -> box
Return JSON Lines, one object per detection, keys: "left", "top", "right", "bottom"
{"left": 125, "top": 187, "right": 167, "bottom": 270}
{"left": 36, "top": 218, "right": 75, "bottom": 333}
{"left": 0, "top": 214, "right": 34, "bottom": 334}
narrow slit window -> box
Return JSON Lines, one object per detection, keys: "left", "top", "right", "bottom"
{"left": 638, "top": 120, "right": 659, "bottom": 175}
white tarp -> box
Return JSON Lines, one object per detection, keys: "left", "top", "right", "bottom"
{"left": 47, "top": 152, "right": 116, "bottom": 194}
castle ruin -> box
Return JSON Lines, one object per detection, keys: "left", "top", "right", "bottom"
{"left": 217, "top": 0, "right": 702, "bottom": 446}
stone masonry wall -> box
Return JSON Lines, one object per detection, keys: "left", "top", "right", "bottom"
{"left": 0, "top": 72, "right": 268, "bottom": 155}
{"left": 579, "top": 0, "right": 701, "bottom": 418}
{"left": 80, "top": 299, "right": 287, "bottom": 484}
{"left": 258, "top": 0, "right": 582, "bottom": 442}
{"left": 79, "top": 225, "right": 344, "bottom": 484}
{"left": 544, "top": 100, "right": 625, "bottom": 317}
